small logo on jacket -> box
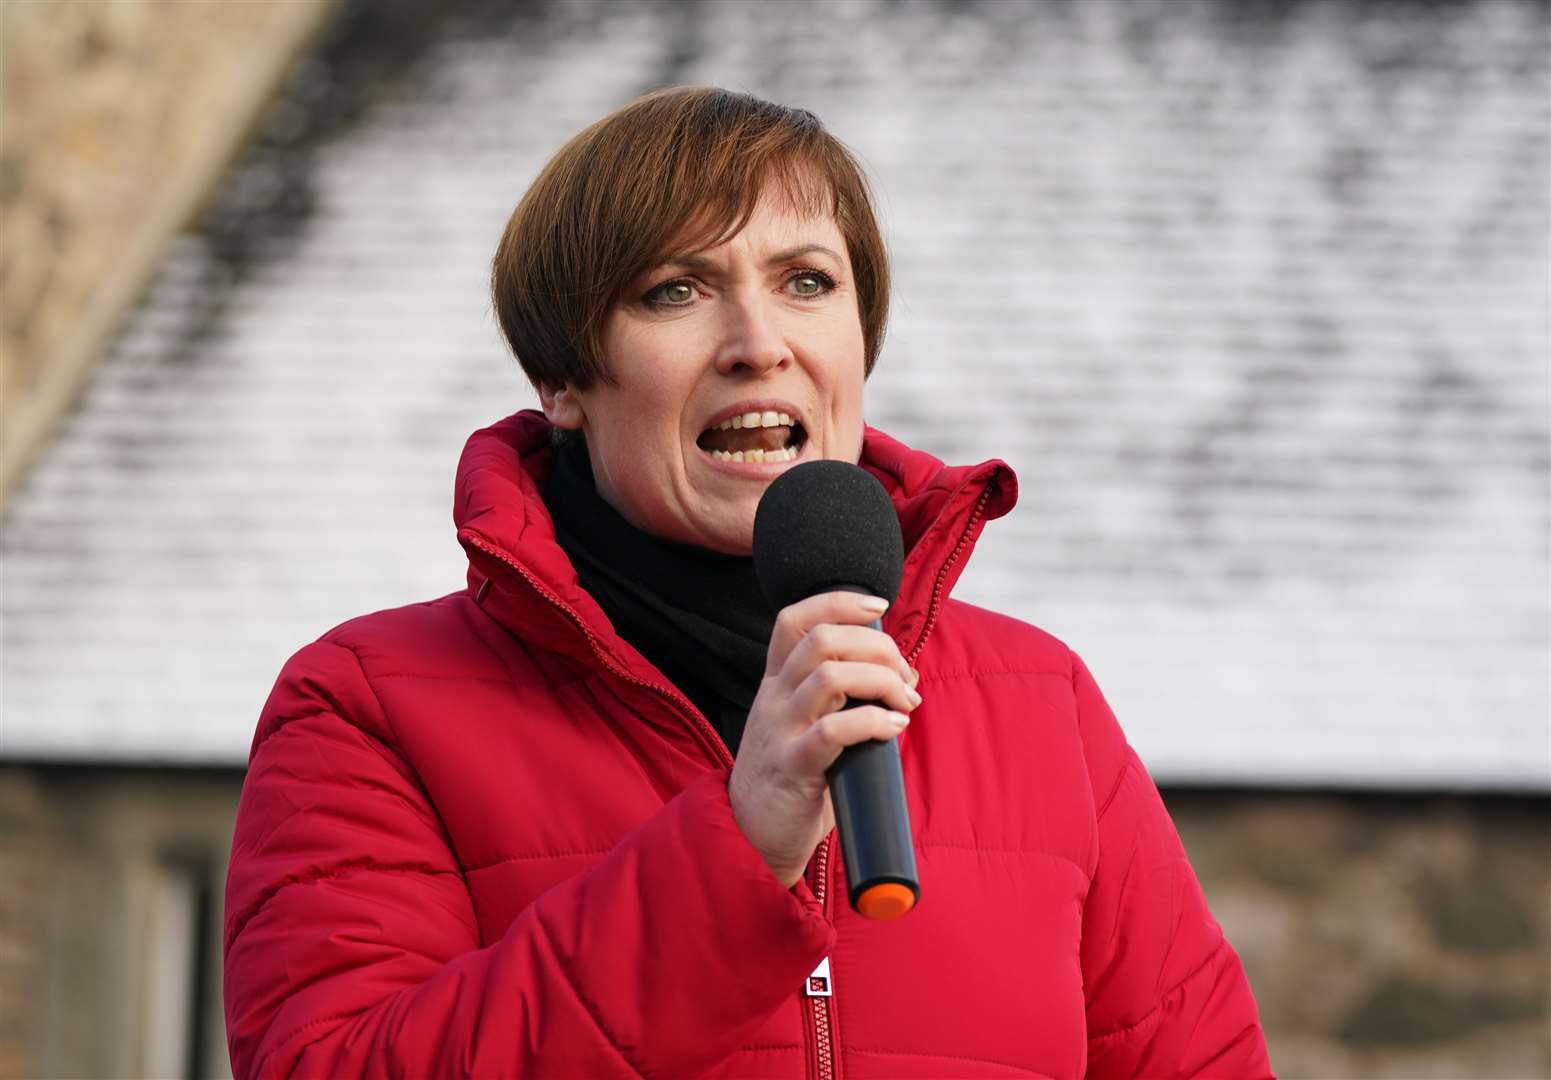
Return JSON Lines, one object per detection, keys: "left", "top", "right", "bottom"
{"left": 803, "top": 957, "right": 833, "bottom": 997}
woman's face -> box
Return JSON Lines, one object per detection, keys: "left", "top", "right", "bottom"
{"left": 541, "top": 194, "right": 867, "bottom": 555}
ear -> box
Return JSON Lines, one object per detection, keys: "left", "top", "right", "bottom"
{"left": 538, "top": 384, "right": 586, "bottom": 430}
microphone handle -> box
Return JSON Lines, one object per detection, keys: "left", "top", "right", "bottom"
{"left": 827, "top": 595, "right": 920, "bottom": 920}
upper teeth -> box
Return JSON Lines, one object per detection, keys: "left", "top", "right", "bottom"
{"left": 711, "top": 410, "right": 794, "bottom": 431}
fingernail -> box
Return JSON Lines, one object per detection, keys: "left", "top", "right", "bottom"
{"left": 905, "top": 686, "right": 923, "bottom": 708}
{"left": 907, "top": 666, "right": 920, "bottom": 687}
{"left": 858, "top": 596, "right": 888, "bottom": 614}
{"left": 891, "top": 712, "right": 910, "bottom": 728}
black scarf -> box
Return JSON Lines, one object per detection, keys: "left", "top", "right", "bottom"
{"left": 542, "top": 437, "right": 773, "bottom": 756}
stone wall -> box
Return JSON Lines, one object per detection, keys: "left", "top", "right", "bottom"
{"left": 0, "top": 0, "right": 334, "bottom": 503}
{"left": 1, "top": 766, "right": 1544, "bottom": 1077}
{"left": 1171, "top": 789, "right": 1550, "bottom": 1078}
{"left": 0, "top": 766, "right": 239, "bottom": 1079}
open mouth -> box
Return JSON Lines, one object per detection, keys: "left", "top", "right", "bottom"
{"left": 695, "top": 409, "right": 809, "bottom": 464}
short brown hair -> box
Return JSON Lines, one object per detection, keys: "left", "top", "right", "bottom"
{"left": 491, "top": 86, "right": 890, "bottom": 391}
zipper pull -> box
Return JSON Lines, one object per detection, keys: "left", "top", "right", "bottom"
{"left": 803, "top": 956, "right": 833, "bottom": 997}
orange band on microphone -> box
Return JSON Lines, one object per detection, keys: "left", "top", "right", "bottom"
{"left": 856, "top": 882, "right": 915, "bottom": 921}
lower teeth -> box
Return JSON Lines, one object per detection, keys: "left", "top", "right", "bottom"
{"left": 710, "top": 446, "right": 796, "bottom": 463}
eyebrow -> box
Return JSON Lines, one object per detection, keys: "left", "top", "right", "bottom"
{"left": 653, "top": 244, "right": 846, "bottom": 271}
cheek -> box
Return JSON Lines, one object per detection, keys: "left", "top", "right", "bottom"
{"left": 610, "top": 345, "right": 697, "bottom": 436}
{"left": 829, "top": 331, "right": 867, "bottom": 413}
{"left": 593, "top": 372, "right": 682, "bottom": 449}
{"left": 600, "top": 390, "right": 691, "bottom": 494}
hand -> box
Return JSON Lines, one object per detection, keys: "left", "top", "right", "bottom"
{"left": 728, "top": 591, "right": 922, "bottom": 888}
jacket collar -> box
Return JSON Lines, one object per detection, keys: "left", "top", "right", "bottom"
{"left": 454, "top": 410, "right": 1016, "bottom": 680}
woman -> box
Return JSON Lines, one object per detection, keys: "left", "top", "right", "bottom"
{"left": 223, "top": 87, "right": 1272, "bottom": 1079}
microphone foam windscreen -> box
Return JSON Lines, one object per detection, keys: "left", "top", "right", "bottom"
{"left": 753, "top": 460, "right": 905, "bottom": 612}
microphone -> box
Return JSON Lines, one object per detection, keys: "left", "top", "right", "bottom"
{"left": 753, "top": 460, "right": 919, "bottom": 921}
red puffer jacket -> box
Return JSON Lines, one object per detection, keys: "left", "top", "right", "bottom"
{"left": 224, "top": 411, "right": 1271, "bottom": 1079}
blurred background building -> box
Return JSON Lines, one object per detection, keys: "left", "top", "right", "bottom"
{"left": 1, "top": 0, "right": 1546, "bottom": 1076}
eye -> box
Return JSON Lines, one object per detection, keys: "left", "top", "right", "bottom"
{"left": 644, "top": 280, "right": 696, "bottom": 306}
{"left": 788, "top": 270, "right": 836, "bottom": 299}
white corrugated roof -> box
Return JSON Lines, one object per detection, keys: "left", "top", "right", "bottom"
{"left": 3, "top": 0, "right": 1547, "bottom": 788}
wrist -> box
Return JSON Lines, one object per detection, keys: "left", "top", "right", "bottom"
{"left": 728, "top": 776, "right": 806, "bottom": 889}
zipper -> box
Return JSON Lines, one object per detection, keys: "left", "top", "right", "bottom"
{"left": 903, "top": 483, "right": 996, "bottom": 666}
{"left": 805, "top": 833, "right": 837, "bottom": 1080}
{"left": 800, "top": 481, "right": 992, "bottom": 1080}
{"left": 461, "top": 531, "right": 733, "bottom": 769}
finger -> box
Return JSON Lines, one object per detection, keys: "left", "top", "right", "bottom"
{"left": 766, "top": 590, "right": 890, "bottom": 675}
{"left": 788, "top": 705, "right": 909, "bottom": 776}
{"left": 781, "top": 623, "right": 911, "bottom": 686}
{"left": 790, "top": 659, "right": 922, "bottom": 721}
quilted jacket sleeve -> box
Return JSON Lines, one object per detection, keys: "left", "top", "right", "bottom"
{"left": 223, "top": 640, "right": 835, "bottom": 1080}
{"left": 1072, "top": 653, "right": 1274, "bottom": 1078}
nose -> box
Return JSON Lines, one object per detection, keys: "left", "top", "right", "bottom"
{"left": 714, "top": 295, "right": 792, "bottom": 376}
